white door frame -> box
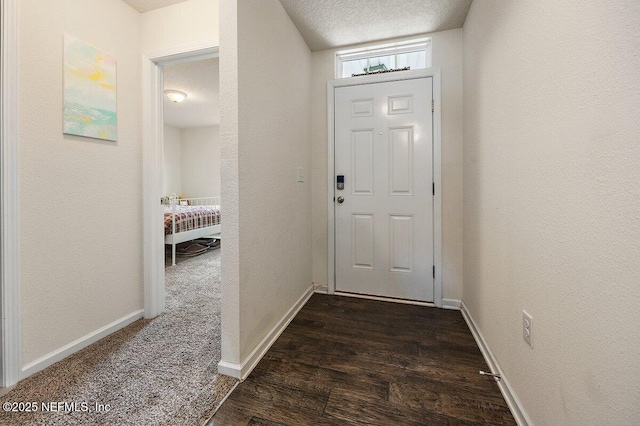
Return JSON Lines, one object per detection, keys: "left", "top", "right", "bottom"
{"left": 327, "top": 68, "right": 443, "bottom": 307}
{"left": 1, "top": 0, "right": 21, "bottom": 387}
{"left": 142, "top": 40, "right": 219, "bottom": 319}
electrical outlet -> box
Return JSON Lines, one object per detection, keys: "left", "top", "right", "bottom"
{"left": 523, "top": 311, "right": 533, "bottom": 348}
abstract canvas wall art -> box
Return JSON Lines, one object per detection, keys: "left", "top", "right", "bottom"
{"left": 63, "top": 35, "right": 117, "bottom": 141}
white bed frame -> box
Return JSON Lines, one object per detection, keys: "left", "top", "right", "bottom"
{"left": 165, "top": 196, "right": 221, "bottom": 266}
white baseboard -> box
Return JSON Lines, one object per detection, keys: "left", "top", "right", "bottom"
{"left": 218, "top": 285, "right": 314, "bottom": 380}
{"left": 460, "top": 301, "right": 533, "bottom": 426}
{"left": 442, "top": 298, "right": 461, "bottom": 310}
{"left": 313, "top": 282, "right": 328, "bottom": 293}
{"left": 216, "top": 361, "right": 240, "bottom": 379}
{"left": 21, "top": 310, "right": 144, "bottom": 380}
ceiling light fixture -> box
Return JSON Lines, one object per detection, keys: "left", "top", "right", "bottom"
{"left": 164, "top": 90, "right": 187, "bottom": 103}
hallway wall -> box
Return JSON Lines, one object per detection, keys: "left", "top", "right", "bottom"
{"left": 18, "top": 0, "right": 142, "bottom": 368}
{"left": 463, "top": 1, "right": 640, "bottom": 424}
{"left": 219, "top": 0, "right": 312, "bottom": 366}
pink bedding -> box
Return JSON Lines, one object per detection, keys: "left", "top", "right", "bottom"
{"left": 164, "top": 205, "right": 221, "bottom": 235}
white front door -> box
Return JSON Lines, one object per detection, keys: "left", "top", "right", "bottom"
{"left": 334, "top": 77, "right": 434, "bottom": 301}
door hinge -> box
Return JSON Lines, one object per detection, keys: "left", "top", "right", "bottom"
{"left": 432, "top": 182, "right": 435, "bottom": 196}
{"left": 433, "top": 265, "right": 435, "bottom": 278}
{"left": 432, "top": 99, "right": 434, "bottom": 112}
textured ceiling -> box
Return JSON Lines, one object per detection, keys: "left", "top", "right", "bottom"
{"left": 163, "top": 58, "right": 219, "bottom": 129}
{"left": 123, "top": 0, "right": 471, "bottom": 49}
{"left": 121, "top": 0, "right": 188, "bottom": 13}
{"left": 278, "top": 0, "right": 473, "bottom": 51}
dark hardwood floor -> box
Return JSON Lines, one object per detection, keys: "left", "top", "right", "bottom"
{"left": 211, "top": 294, "right": 515, "bottom": 425}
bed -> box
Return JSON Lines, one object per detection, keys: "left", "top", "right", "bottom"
{"left": 164, "top": 196, "right": 221, "bottom": 266}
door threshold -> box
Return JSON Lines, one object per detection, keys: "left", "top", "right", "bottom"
{"left": 333, "top": 291, "right": 436, "bottom": 307}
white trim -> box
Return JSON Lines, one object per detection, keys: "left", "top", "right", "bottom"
{"left": 21, "top": 310, "right": 144, "bottom": 379}
{"left": 145, "top": 39, "right": 220, "bottom": 64}
{"left": 142, "top": 41, "right": 219, "bottom": 319}
{"left": 442, "top": 298, "right": 461, "bottom": 310}
{"left": 216, "top": 361, "right": 239, "bottom": 379}
{"left": 326, "top": 68, "right": 443, "bottom": 307}
{"left": 1, "top": 0, "right": 21, "bottom": 388}
{"left": 218, "top": 285, "right": 314, "bottom": 380}
{"left": 142, "top": 56, "right": 165, "bottom": 319}
{"left": 431, "top": 70, "right": 443, "bottom": 308}
{"left": 313, "top": 283, "right": 328, "bottom": 294}
{"left": 334, "top": 291, "right": 436, "bottom": 308}
{"left": 460, "top": 301, "right": 533, "bottom": 426}
{"left": 327, "top": 81, "right": 336, "bottom": 295}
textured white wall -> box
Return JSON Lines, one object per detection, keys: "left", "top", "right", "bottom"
{"left": 219, "top": 0, "right": 312, "bottom": 364}
{"left": 219, "top": 0, "right": 240, "bottom": 365}
{"left": 163, "top": 124, "right": 182, "bottom": 196}
{"left": 18, "top": 0, "right": 142, "bottom": 366}
{"left": 311, "top": 29, "right": 464, "bottom": 300}
{"left": 180, "top": 126, "right": 220, "bottom": 198}
{"left": 141, "top": 0, "right": 219, "bottom": 53}
{"left": 463, "top": 1, "right": 640, "bottom": 424}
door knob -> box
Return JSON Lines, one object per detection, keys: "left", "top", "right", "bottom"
{"left": 337, "top": 196, "right": 344, "bottom": 203}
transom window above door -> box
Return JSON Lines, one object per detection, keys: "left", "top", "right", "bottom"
{"left": 335, "top": 38, "right": 432, "bottom": 79}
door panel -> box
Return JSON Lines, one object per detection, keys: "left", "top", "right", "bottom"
{"left": 334, "top": 77, "right": 433, "bottom": 301}
{"left": 389, "top": 126, "right": 414, "bottom": 195}
{"left": 351, "top": 98, "right": 374, "bottom": 117}
{"left": 390, "top": 214, "right": 413, "bottom": 272}
{"left": 351, "top": 130, "right": 374, "bottom": 195}
{"left": 352, "top": 214, "right": 375, "bottom": 269}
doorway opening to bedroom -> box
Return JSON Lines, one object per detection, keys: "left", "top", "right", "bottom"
{"left": 162, "top": 58, "right": 221, "bottom": 267}
{"left": 161, "top": 55, "right": 222, "bottom": 310}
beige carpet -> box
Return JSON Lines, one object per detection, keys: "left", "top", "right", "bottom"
{"left": 1, "top": 249, "right": 236, "bottom": 425}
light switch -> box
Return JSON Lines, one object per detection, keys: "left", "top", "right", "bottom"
{"left": 297, "top": 167, "right": 304, "bottom": 183}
